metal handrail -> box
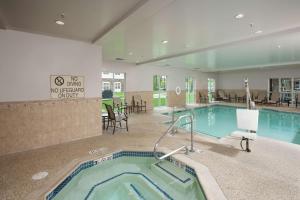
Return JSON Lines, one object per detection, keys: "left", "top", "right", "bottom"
{"left": 153, "top": 113, "right": 194, "bottom": 160}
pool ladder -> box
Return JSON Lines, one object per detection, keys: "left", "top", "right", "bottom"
{"left": 153, "top": 113, "right": 194, "bottom": 160}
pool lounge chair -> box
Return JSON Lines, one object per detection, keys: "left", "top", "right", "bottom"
{"left": 235, "top": 91, "right": 246, "bottom": 103}
{"left": 231, "top": 109, "right": 259, "bottom": 152}
{"left": 267, "top": 92, "right": 281, "bottom": 106}
{"left": 228, "top": 92, "right": 236, "bottom": 102}
{"left": 104, "top": 104, "right": 128, "bottom": 134}
{"left": 199, "top": 92, "right": 208, "bottom": 103}
{"left": 217, "top": 90, "right": 229, "bottom": 101}
{"left": 254, "top": 92, "right": 267, "bottom": 104}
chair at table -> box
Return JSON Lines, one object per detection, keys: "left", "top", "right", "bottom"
{"left": 104, "top": 104, "right": 128, "bottom": 134}
{"left": 113, "top": 97, "right": 131, "bottom": 114}
{"left": 132, "top": 95, "right": 147, "bottom": 112}
{"left": 231, "top": 109, "right": 259, "bottom": 152}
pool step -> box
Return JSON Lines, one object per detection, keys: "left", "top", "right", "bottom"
{"left": 85, "top": 175, "right": 165, "bottom": 200}
{"left": 150, "top": 161, "right": 194, "bottom": 193}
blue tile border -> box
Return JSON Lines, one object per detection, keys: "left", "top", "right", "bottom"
{"left": 84, "top": 172, "right": 173, "bottom": 200}
{"left": 46, "top": 151, "right": 199, "bottom": 200}
{"left": 46, "top": 160, "right": 95, "bottom": 200}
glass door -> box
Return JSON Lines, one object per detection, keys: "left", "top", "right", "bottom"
{"left": 208, "top": 78, "right": 216, "bottom": 102}
{"left": 153, "top": 75, "right": 167, "bottom": 107}
{"left": 280, "top": 78, "right": 292, "bottom": 103}
{"left": 101, "top": 72, "right": 126, "bottom": 111}
{"left": 269, "top": 78, "right": 279, "bottom": 101}
{"left": 185, "top": 77, "right": 196, "bottom": 104}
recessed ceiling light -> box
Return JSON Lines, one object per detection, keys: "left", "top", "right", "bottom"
{"left": 161, "top": 40, "right": 168, "bottom": 44}
{"left": 55, "top": 20, "right": 64, "bottom": 25}
{"left": 277, "top": 45, "right": 281, "bottom": 48}
{"left": 255, "top": 30, "right": 263, "bottom": 34}
{"left": 235, "top": 13, "right": 244, "bottom": 19}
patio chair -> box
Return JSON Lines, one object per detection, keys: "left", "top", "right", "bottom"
{"left": 113, "top": 97, "right": 131, "bottom": 114}
{"left": 199, "top": 92, "right": 208, "bottom": 103}
{"left": 104, "top": 104, "right": 128, "bottom": 134}
{"left": 217, "top": 90, "right": 229, "bottom": 101}
{"left": 267, "top": 92, "right": 280, "bottom": 106}
{"left": 132, "top": 95, "right": 146, "bottom": 112}
{"left": 254, "top": 92, "right": 267, "bottom": 104}
{"left": 236, "top": 91, "right": 246, "bottom": 103}
{"left": 231, "top": 109, "right": 259, "bottom": 152}
{"left": 228, "top": 91, "right": 236, "bottom": 102}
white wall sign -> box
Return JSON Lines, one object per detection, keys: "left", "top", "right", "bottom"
{"left": 50, "top": 75, "right": 85, "bottom": 99}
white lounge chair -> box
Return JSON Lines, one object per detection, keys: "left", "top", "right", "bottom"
{"left": 231, "top": 109, "right": 259, "bottom": 152}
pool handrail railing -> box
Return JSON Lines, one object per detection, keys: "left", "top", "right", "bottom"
{"left": 153, "top": 113, "right": 194, "bottom": 160}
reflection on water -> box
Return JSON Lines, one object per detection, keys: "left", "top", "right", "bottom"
{"left": 175, "top": 105, "right": 300, "bottom": 145}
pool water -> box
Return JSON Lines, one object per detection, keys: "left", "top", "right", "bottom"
{"left": 173, "top": 105, "right": 300, "bottom": 145}
{"left": 51, "top": 156, "right": 205, "bottom": 200}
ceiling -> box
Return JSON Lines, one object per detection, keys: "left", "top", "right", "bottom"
{"left": 1, "top": 0, "right": 300, "bottom": 72}
{"left": 0, "top": 0, "right": 146, "bottom": 41}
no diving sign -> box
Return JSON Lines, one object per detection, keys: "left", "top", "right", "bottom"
{"left": 50, "top": 75, "right": 85, "bottom": 99}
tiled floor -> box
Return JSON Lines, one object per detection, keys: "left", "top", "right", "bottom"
{"left": 1, "top": 104, "right": 300, "bottom": 200}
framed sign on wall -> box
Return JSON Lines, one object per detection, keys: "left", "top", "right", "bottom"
{"left": 50, "top": 75, "right": 85, "bottom": 99}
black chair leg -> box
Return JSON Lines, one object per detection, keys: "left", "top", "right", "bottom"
{"left": 113, "top": 121, "right": 116, "bottom": 134}
{"left": 106, "top": 120, "right": 110, "bottom": 130}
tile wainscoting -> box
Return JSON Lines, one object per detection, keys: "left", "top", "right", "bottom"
{"left": 0, "top": 98, "right": 102, "bottom": 156}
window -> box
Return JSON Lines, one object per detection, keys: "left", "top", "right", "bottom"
{"left": 269, "top": 78, "right": 279, "bottom": 92}
{"left": 101, "top": 72, "right": 113, "bottom": 79}
{"left": 281, "top": 78, "right": 292, "bottom": 92}
{"left": 294, "top": 78, "right": 300, "bottom": 91}
{"left": 114, "top": 82, "right": 121, "bottom": 92}
{"left": 102, "top": 82, "right": 111, "bottom": 90}
{"left": 113, "top": 73, "right": 125, "bottom": 79}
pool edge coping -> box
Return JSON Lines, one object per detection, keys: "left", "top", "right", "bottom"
{"left": 160, "top": 147, "right": 227, "bottom": 200}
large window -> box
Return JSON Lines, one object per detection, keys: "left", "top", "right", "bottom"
{"left": 268, "top": 77, "right": 299, "bottom": 104}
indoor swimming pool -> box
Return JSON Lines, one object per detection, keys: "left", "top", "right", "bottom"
{"left": 172, "top": 105, "right": 300, "bottom": 145}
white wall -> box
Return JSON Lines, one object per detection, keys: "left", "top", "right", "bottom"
{"left": 102, "top": 61, "right": 216, "bottom": 92}
{"left": 0, "top": 30, "right": 102, "bottom": 102}
{"left": 217, "top": 66, "right": 300, "bottom": 90}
